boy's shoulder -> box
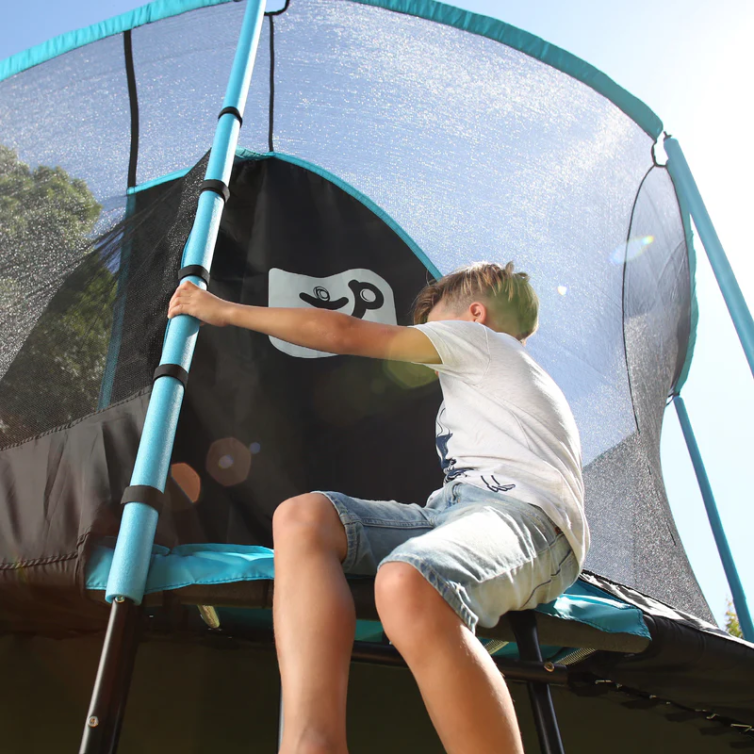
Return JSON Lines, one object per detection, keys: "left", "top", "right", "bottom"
{"left": 415, "top": 320, "right": 529, "bottom": 382}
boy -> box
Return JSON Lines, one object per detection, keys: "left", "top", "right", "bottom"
{"left": 168, "top": 261, "right": 588, "bottom": 754}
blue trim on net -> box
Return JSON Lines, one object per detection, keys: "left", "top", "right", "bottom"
{"left": 126, "top": 167, "right": 192, "bottom": 195}
{"left": 134, "top": 149, "right": 441, "bottom": 279}
{"left": 1, "top": 0, "right": 663, "bottom": 139}
{"left": 245, "top": 149, "right": 441, "bottom": 279}
{"left": 0, "top": 0, "right": 235, "bottom": 83}
{"left": 350, "top": 0, "right": 663, "bottom": 138}
{"left": 85, "top": 542, "right": 650, "bottom": 639}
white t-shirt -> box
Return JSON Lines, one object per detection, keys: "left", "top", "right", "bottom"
{"left": 412, "top": 320, "right": 589, "bottom": 568}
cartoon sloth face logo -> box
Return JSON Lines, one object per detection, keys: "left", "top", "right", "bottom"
{"left": 268, "top": 269, "right": 397, "bottom": 358}
{"left": 299, "top": 280, "right": 385, "bottom": 320}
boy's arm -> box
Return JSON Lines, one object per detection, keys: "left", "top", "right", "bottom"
{"left": 167, "top": 280, "right": 441, "bottom": 364}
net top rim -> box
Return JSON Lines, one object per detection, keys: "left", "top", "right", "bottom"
{"left": 0, "top": 0, "right": 663, "bottom": 139}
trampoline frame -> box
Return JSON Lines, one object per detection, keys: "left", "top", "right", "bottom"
{"left": 24, "top": 0, "right": 747, "bottom": 750}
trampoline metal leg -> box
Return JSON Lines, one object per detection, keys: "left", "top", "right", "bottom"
{"left": 79, "top": 598, "right": 141, "bottom": 754}
{"left": 508, "top": 611, "right": 565, "bottom": 754}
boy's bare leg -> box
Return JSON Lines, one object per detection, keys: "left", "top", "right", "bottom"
{"left": 273, "top": 493, "right": 354, "bottom": 754}
{"left": 375, "top": 562, "right": 525, "bottom": 754}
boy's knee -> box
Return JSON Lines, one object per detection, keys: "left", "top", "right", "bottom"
{"left": 272, "top": 493, "right": 346, "bottom": 557}
{"left": 375, "top": 562, "right": 439, "bottom": 640}
{"left": 376, "top": 564, "right": 467, "bottom": 661}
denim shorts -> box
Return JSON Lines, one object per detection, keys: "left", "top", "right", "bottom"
{"left": 316, "top": 482, "right": 579, "bottom": 633}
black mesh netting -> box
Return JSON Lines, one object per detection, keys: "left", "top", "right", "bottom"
{"left": 0, "top": 151, "right": 208, "bottom": 444}
{"left": 0, "top": 0, "right": 712, "bottom": 623}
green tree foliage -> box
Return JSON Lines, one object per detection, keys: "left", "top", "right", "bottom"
{"left": 0, "top": 144, "right": 101, "bottom": 265}
{"left": 0, "top": 145, "right": 116, "bottom": 444}
{"left": 725, "top": 599, "right": 742, "bottom": 639}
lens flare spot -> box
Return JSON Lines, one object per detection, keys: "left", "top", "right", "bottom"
{"left": 383, "top": 360, "right": 438, "bottom": 389}
{"left": 610, "top": 235, "right": 655, "bottom": 264}
{"left": 249, "top": 442, "right": 262, "bottom": 455}
{"left": 557, "top": 285, "right": 568, "bottom": 296}
{"left": 170, "top": 462, "right": 202, "bottom": 504}
{"left": 207, "top": 437, "right": 252, "bottom": 487}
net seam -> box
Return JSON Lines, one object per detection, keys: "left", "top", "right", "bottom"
{"left": 0, "top": 386, "right": 153, "bottom": 453}
{"left": 621, "top": 164, "right": 656, "bottom": 436}
{"left": 0, "top": 534, "right": 89, "bottom": 569}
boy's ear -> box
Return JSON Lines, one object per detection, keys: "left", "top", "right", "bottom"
{"left": 469, "top": 301, "right": 487, "bottom": 322}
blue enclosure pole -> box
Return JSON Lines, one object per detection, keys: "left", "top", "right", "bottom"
{"left": 108, "top": 0, "right": 266, "bottom": 604}
{"left": 80, "top": 2, "right": 267, "bottom": 752}
{"left": 665, "top": 137, "right": 754, "bottom": 379}
{"left": 664, "top": 136, "right": 754, "bottom": 641}
{"left": 673, "top": 395, "right": 754, "bottom": 641}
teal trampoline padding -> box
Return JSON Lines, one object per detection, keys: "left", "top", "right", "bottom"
{"left": 87, "top": 542, "right": 276, "bottom": 594}
{"left": 1, "top": 0, "right": 662, "bottom": 139}
{"left": 86, "top": 543, "right": 650, "bottom": 640}
{"left": 538, "top": 579, "right": 650, "bottom": 639}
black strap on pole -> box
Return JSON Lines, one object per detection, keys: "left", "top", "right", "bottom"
{"left": 120, "top": 485, "right": 166, "bottom": 515}
{"left": 153, "top": 363, "right": 189, "bottom": 389}
{"left": 218, "top": 105, "right": 243, "bottom": 125}
{"left": 200, "top": 179, "right": 230, "bottom": 203}
{"left": 178, "top": 264, "right": 211, "bottom": 286}
{"left": 508, "top": 611, "right": 566, "bottom": 754}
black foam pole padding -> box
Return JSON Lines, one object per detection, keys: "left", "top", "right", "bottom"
{"left": 153, "top": 363, "right": 189, "bottom": 388}
{"left": 200, "top": 179, "right": 230, "bottom": 203}
{"left": 120, "top": 485, "right": 165, "bottom": 514}
{"left": 218, "top": 105, "right": 243, "bottom": 126}
{"left": 178, "top": 265, "right": 210, "bottom": 286}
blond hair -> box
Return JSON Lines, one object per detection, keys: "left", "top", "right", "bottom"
{"left": 413, "top": 261, "right": 539, "bottom": 340}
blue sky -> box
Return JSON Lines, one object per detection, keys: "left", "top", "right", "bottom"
{"left": 2, "top": 0, "right": 753, "bottom": 628}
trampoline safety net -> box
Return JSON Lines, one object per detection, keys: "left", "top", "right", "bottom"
{"left": 0, "top": 0, "right": 710, "bottom": 629}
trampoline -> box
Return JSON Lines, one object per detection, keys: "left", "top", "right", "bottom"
{"left": 0, "top": 1, "right": 753, "bottom": 751}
